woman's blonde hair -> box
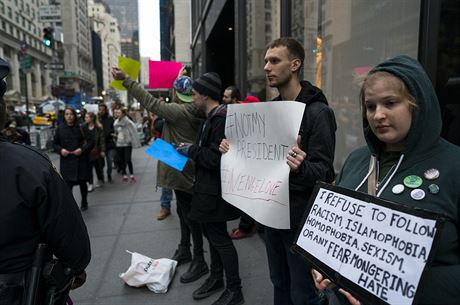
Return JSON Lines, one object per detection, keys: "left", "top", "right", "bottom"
{"left": 359, "top": 71, "right": 417, "bottom": 118}
{"left": 86, "top": 111, "right": 102, "bottom": 129}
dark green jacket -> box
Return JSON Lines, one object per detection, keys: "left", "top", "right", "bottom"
{"left": 337, "top": 56, "right": 460, "bottom": 304}
{"left": 123, "top": 77, "right": 203, "bottom": 193}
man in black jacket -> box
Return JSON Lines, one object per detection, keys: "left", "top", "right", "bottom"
{"left": 0, "top": 58, "right": 91, "bottom": 304}
{"left": 263, "top": 38, "right": 336, "bottom": 305}
{"left": 177, "top": 72, "right": 243, "bottom": 305}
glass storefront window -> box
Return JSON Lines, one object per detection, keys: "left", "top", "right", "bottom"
{"left": 291, "top": 0, "right": 421, "bottom": 170}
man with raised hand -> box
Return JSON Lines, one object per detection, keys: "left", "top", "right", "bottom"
{"left": 112, "top": 67, "right": 209, "bottom": 284}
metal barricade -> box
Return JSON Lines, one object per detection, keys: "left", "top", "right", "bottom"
{"left": 29, "top": 126, "right": 55, "bottom": 151}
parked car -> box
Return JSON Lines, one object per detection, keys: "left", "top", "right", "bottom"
{"left": 33, "top": 112, "right": 55, "bottom": 126}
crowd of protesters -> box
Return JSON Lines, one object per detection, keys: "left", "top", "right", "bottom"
{"left": 1, "top": 35, "right": 459, "bottom": 305}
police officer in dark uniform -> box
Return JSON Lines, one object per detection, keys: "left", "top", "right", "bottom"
{"left": 0, "top": 58, "right": 91, "bottom": 304}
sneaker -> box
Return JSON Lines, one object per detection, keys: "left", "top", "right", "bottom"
{"left": 122, "top": 175, "right": 129, "bottom": 182}
{"left": 212, "top": 289, "right": 244, "bottom": 305}
{"left": 156, "top": 208, "right": 171, "bottom": 220}
{"left": 229, "top": 229, "right": 250, "bottom": 240}
{"left": 130, "top": 175, "right": 136, "bottom": 183}
{"left": 192, "top": 276, "right": 224, "bottom": 300}
{"left": 87, "top": 184, "right": 94, "bottom": 192}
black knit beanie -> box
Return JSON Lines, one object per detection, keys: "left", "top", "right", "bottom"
{"left": 192, "top": 72, "right": 222, "bottom": 101}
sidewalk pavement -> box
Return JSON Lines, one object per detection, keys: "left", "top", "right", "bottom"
{"left": 54, "top": 146, "right": 272, "bottom": 305}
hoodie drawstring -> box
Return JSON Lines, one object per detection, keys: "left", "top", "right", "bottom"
{"left": 355, "top": 156, "right": 376, "bottom": 192}
{"left": 376, "top": 154, "right": 404, "bottom": 197}
{"left": 355, "top": 154, "right": 405, "bottom": 197}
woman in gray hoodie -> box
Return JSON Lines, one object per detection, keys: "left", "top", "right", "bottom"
{"left": 114, "top": 107, "right": 140, "bottom": 182}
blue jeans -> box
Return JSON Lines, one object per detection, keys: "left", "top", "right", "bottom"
{"left": 105, "top": 148, "right": 116, "bottom": 177}
{"left": 160, "top": 187, "right": 173, "bottom": 209}
{"left": 265, "top": 227, "right": 320, "bottom": 305}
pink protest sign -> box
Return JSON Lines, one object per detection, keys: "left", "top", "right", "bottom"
{"left": 148, "top": 60, "right": 183, "bottom": 89}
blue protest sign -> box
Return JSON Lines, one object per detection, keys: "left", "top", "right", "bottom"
{"left": 145, "top": 139, "right": 188, "bottom": 172}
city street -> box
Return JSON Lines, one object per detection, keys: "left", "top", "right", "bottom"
{"left": 53, "top": 146, "right": 272, "bottom": 305}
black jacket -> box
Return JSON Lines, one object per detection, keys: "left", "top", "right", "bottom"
{"left": 99, "top": 113, "right": 115, "bottom": 150}
{"left": 188, "top": 104, "right": 240, "bottom": 222}
{"left": 53, "top": 123, "right": 94, "bottom": 182}
{"left": 0, "top": 135, "right": 91, "bottom": 274}
{"left": 275, "top": 81, "right": 336, "bottom": 228}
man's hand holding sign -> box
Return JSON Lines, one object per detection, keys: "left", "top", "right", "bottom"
{"left": 293, "top": 183, "right": 444, "bottom": 305}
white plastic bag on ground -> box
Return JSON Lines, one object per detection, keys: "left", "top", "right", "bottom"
{"left": 119, "top": 250, "right": 178, "bottom": 293}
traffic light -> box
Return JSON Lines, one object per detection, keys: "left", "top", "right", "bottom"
{"left": 42, "top": 27, "right": 54, "bottom": 48}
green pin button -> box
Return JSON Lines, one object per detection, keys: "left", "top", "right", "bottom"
{"left": 403, "top": 175, "right": 423, "bottom": 188}
{"left": 428, "top": 184, "right": 440, "bottom": 194}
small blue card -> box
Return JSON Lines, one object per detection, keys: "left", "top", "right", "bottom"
{"left": 145, "top": 139, "right": 188, "bottom": 172}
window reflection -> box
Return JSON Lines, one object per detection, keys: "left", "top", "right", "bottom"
{"left": 291, "top": 0, "right": 421, "bottom": 170}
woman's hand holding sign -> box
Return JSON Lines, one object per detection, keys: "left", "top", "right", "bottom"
{"left": 338, "top": 288, "right": 361, "bottom": 305}
{"left": 312, "top": 269, "right": 361, "bottom": 305}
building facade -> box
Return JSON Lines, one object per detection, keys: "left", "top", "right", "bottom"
{"left": 60, "top": 0, "right": 96, "bottom": 102}
{"left": 160, "top": 0, "right": 172, "bottom": 61}
{"left": 104, "top": 0, "right": 139, "bottom": 61}
{"left": 88, "top": 0, "right": 121, "bottom": 93}
{"left": 0, "top": 0, "right": 53, "bottom": 105}
{"left": 173, "top": 0, "right": 192, "bottom": 65}
{"left": 190, "top": 0, "right": 460, "bottom": 169}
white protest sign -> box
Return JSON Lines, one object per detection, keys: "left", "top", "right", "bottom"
{"left": 295, "top": 184, "right": 441, "bottom": 305}
{"left": 221, "top": 101, "right": 305, "bottom": 229}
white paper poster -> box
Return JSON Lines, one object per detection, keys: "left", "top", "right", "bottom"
{"left": 296, "top": 186, "right": 439, "bottom": 305}
{"left": 221, "top": 101, "right": 306, "bottom": 229}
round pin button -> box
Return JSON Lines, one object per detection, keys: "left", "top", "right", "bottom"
{"left": 403, "top": 175, "right": 423, "bottom": 188}
{"left": 428, "top": 184, "right": 440, "bottom": 194}
{"left": 411, "top": 189, "right": 426, "bottom": 200}
{"left": 392, "top": 184, "right": 405, "bottom": 194}
{"left": 424, "top": 168, "right": 440, "bottom": 180}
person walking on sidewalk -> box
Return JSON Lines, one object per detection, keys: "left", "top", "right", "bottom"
{"left": 177, "top": 73, "right": 244, "bottom": 305}
{"left": 53, "top": 107, "right": 94, "bottom": 211}
{"left": 112, "top": 67, "right": 209, "bottom": 285}
{"left": 98, "top": 103, "right": 116, "bottom": 183}
{"left": 114, "top": 107, "right": 141, "bottom": 183}
{"left": 84, "top": 111, "right": 105, "bottom": 191}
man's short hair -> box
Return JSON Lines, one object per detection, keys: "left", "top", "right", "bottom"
{"left": 225, "top": 86, "right": 242, "bottom": 101}
{"left": 266, "top": 37, "right": 305, "bottom": 73}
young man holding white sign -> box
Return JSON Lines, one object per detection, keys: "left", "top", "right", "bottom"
{"left": 221, "top": 37, "right": 337, "bottom": 305}
{"left": 264, "top": 37, "right": 336, "bottom": 305}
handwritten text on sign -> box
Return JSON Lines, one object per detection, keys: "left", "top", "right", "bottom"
{"left": 221, "top": 101, "right": 305, "bottom": 229}
{"left": 296, "top": 188, "right": 437, "bottom": 305}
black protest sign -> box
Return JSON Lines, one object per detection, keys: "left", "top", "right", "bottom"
{"left": 292, "top": 182, "right": 444, "bottom": 305}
